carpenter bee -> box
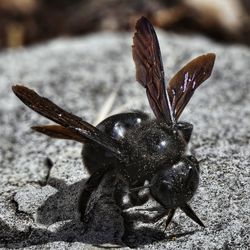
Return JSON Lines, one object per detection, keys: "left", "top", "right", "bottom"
{"left": 12, "top": 17, "right": 215, "bottom": 229}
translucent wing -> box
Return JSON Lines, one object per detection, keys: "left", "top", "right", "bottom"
{"left": 167, "top": 53, "right": 216, "bottom": 120}
{"left": 132, "top": 16, "right": 174, "bottom": 125}
{"left": 12, "top": 85, "right": 123, "bottom": 158}
{"left": 32, "top": 125, "right": 89, "bottom": 143}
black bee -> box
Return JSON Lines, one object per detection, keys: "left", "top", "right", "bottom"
{"left": 12, "top": 17, "right": 215, "bottom": 229}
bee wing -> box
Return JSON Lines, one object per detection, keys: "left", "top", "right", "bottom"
{"left": 167, "top": 53, "right": 216, "bottom": 120}
{"left": 132, "top": 17, "right": 174, "bottom": 125}
{"left": 32, "top": 125, "right": 89, "bottom": 143}
{"left": 12, "top": 85, "right": 123, "bottom": 158}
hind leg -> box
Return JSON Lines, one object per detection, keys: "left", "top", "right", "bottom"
{"left": 128, "top": 181, "right": 150, "bottom": 206}
{"left": 78, "top": 169, "right": 108, "bottom": 222}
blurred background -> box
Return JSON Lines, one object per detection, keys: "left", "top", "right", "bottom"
{"left": 0, "top": 0, "right": 249, "bottom": 49}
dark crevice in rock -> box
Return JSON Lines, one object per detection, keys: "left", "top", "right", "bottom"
{"left": 45, "top": 157, "right": 54, "bottom": 169}
{"left": 44, "top": 157, "right": 54, "bottom": 184}
{"left": 39, "top": 157, "right": 54, "bottom": 186}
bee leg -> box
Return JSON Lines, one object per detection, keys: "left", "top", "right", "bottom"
{"left": 129, "top": 188, "right": 149, "bottom": 206}
{"left": 78, "top": 169, "right": 107, "bottom": 222}
{"left": 152, "top": 209, "right": 169, "bottom": 224}
{"left": 180, "top": 203, "right": 205, "bottom": 227}
{"left": 164, "top": 209, "right": 176, "bottom": 231}
{"left": 114, "top": 182, "right": 149, "bottom": 209}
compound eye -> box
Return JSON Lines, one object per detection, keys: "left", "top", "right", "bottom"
{"left": 159, "top": 180, "right": 173, "bottom": 196}
{"left": 159, "top": 179, "right": 172, "bottom": 193}
{"left": 151, "top": 177, "right": 179, "bottom": 208}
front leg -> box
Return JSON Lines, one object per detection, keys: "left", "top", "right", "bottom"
{"left": 114, "top": 178, "right": 150, "bottom": 209}
{"left": 125, "top": 180, "right": 150, "bottom": 207}
{"left": 129, "top": 187, "right": 150, "bottom": 206}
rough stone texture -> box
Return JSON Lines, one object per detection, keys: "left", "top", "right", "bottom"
{"left": 0, "top": 30, "right": 249, "bottom": 249}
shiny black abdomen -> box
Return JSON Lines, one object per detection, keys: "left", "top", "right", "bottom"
{"left": 82, "top": 111, "right": 149, "bottom": 175}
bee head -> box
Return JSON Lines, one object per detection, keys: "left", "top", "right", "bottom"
{"left": 150, "top": 156, "right": 200, "bottom": 208}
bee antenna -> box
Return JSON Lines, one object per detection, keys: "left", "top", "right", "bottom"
{"left": 180, "top": 203, "right": 205, "bottom": 227}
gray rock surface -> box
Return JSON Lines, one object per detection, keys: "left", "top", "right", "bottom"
{"left": 0, "top": 30, "right": 249, "bottom": 249}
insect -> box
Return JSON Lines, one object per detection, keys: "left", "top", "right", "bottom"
{"left": 12, "top": 16, "right": 215, "bottom": 229}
